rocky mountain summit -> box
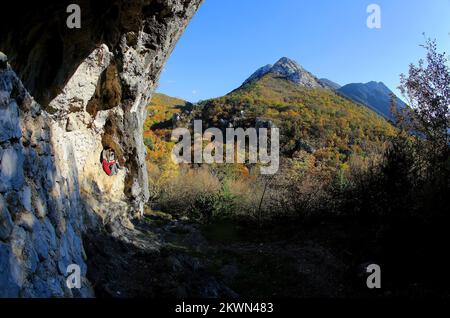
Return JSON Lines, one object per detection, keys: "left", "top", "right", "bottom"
{"left": 242, "top": 57, "right": 406, "bottom": 119}
{"left": 0, "top": 0, "right": 202, "bottom": 297}
{"left": 243, "top": 57, "right": 325, "bottom": 89}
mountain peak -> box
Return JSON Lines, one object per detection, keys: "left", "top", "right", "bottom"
{"left": 271, "top": 57, "right": 306, "bottom": 77}
{"left": 276, "top": 56, "right": 296, "bottom": 63}
{"left": 366, "top": 80, "right": 386, "bottom": 87}
{"left": 273, "top": 57, "right": 303, "bottom": 69}
{"left": 243, "top": 57, "right": 324, "bottom": 89}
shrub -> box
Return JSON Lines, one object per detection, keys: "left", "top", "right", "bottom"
{"left": 144, "top": 137, "right": 155, "bottom": 150}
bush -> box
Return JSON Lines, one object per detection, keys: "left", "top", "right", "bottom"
{"left": 157, "top": 166, "right": 220, "bottom": 217}
{"left": 144, "top": 137, "right": 155, "bottom": 150}
{"left": 154, "top": 165, "right": 266, "bottom": 221}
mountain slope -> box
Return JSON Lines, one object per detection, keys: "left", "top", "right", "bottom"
{"left": 338, "top": 81, "right": 407, "bottom": 119}
{"left": 201, "top": 71, "right": 395, "bottom": 165}
{"left": 242, "top": 57, "right": 406, "bottom": 120}
{"left": 144, "top": 93, "right": 192, "bottom": 163}
{"left": 146, "top": 58, "right": 396, "bottom": 170}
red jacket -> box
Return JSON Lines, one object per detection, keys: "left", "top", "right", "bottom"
{"left": 102, "top": 159, "right": 116, "bottom": 176}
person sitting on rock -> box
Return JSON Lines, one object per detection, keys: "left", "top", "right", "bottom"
{"left": 101, "top": 149, "right": 121, "bottom": 176}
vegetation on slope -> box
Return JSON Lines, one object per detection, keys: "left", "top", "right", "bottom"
{"left": 144, "top": 93, "right": 193, "bottom": 200}
{"left": 144, "top": 73, "right": 397, "bottom": 221}
{"left": 202, "top": 73, "right": 396, "bottom": 165}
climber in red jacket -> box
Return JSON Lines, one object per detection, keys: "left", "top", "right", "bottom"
{"left": 101, "top": 149, "right": 120, "bottom": 176}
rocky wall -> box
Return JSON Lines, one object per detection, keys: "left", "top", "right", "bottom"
{"left": 0, "top": 0, "right": 202, "bottom": 297}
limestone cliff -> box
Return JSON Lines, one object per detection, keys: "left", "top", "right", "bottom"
{"left": 0, "top": 0, "right": 202, "bottom": 297}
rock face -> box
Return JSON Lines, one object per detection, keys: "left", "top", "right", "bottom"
{"left": 243, "top": 57, "right": 325, "bottom": 89}
{"left": 0, "top": 0, "right": 202, "bottom": 297}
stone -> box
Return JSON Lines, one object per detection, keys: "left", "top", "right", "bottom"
{"left": 0, "top": 242, "right": 20, "bottom": 297}
{"left": 30, "top": 221, "right": 49, "bottom": 261}
{"left": 32, "top": 218, "right": 57, "bottom": 262}
{"left": 33, "top": 193, "right": 48, "bottom": 219}
{"left": 16, "top": 212, "right": 37, "bottom": 232}
{"left": 22, "top": 147, "right": 40, "bottom": 179}
{"left": 0, "top": 145, "right": 25, "bottom": 192}
{"left": 0, "top": 99, "right": 22, "bottom": 143}
{"left": 11, "top": 225, "right": 39, "bottom": 275}
{"left": 20, "top": 186, "right": 33, "bottom": 212}
{"left": 0, "top": 194, "right": 14, "bottom": 240}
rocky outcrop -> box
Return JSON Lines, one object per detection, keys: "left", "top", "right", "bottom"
{"left": 243, "top": 57, "right": 326, "bottom": 89}
{"left": 0, "top": 65, "right": 92, "bottom": 297}
{"left": 0, "top": 0, "right": 202, "bottom": 297}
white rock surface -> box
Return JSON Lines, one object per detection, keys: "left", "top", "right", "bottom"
{"left": 0, "top": 66, "right": 94, "bottom": 297}
{"left": 0, "top": 0, "right": 202, "bottom": 298}
{"left": 243, "top": 57, "right": 326, "bottom": 89}
{"left": 49, "top": 45, "right": 112, "bottom": 114}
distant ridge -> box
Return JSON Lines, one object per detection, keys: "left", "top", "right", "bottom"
{"left": 319, "top": 78, "right": 341, "bottom": 90}
{"left": 338, "top": 81, "right": 407, "bottom": 119}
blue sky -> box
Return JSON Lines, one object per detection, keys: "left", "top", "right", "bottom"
{"left": 157, "top": 0, "right": 450, "bottom": 102}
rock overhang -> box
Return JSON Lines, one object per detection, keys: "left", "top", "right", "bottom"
{"left": 0, "top": 0, "right": 202, "bottom": 297}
